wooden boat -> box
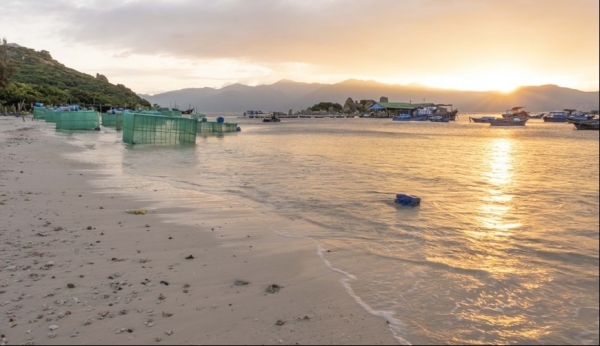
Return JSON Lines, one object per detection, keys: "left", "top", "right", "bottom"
{"left": 429, "top": 115, "right": 449, "bottom": 122}
{"left": 502, "top": 107, "right": 529, "bottom": 120}
{"left": 569, "top": 119, "right": 599, "bottom": 130}
{"left": 263, "top": 115, "right": 281, "bottom": 122}
{"left": 469, "top": 116, "right": 496, "bottom": 123}
{"left": 542, "top": 109, "right": 586, "bottom": 122}
{"left": 489, "top": 118, "right": 528, "bottom": 126}
{"left": 392, "top": 114, "right": 428, "bottom": 121}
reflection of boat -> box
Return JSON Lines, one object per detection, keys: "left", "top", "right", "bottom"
{"left": 569, "top": 119, "right": 599, "bottom": 130}
{"left": 469, "top": 116, "right": 496, "bottom": 123}
{"left": 489, "top": 118, "right": 528, "bottom": 126}
{"left": 502, "top": 107, "right": 529, "bottom": 120}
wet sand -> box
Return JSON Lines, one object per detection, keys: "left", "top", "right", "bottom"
{"left": 0, "top": 117, "right": 397, "bottom": 345}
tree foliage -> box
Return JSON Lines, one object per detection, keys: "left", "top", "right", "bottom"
{"left": 0, "top": 38, "right": 18, "bottom": 89}
{"left": 309, "top": 102, "right": 342, "bottom": 112}
{"left": 0, "top": 43, "right": 150, "bottom": 108}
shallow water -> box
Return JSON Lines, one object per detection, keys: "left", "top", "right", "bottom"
{"left": 58, "top": 115, "right": 599, "bottom": 344}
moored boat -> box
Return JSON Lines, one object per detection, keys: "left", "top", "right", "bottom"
{"left": 429, "top": 115, "right": 450, "bottom": 122}
{"left": 568, "top": 119, "right": 599, "bottom": 130}
{"left": 469, "top": 116, "right": 496, "bottom": 123}
{"left": 489, "top": 118, "right": 528, "bottom": 126}
{"left": 502, "top": 107, "right": 529, "bottom": 120}
{"left": 392, "top": 114, "right": 428, "bottom": 121}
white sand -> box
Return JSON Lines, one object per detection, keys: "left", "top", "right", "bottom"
{"left": 0, "top": 117, "right": 397, "bottom": 345}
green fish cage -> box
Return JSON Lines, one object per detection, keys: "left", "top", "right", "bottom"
{"left": 122, "top": 113, "right": 198, "bottom": 145}
{"left": 55, "top": 111, "right": 100, "bottom": 130}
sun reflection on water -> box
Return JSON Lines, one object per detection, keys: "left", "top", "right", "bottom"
{"left": 477, "top": 138, "right": 521, "bottom": 231}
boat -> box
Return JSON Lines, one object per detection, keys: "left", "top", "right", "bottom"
{"left": 263, "top": 115, "right": 281, "bottom": 122}
{"left": 568, "top": 119, "right": 599, "bottom": 130}
{"left": 489, "top": 118, "right": 529, "bottom": 126}
{"left": 392, "top": 114, "right": 428, "bottom": 121}
{"left": 541, "top": 109, "right": 591, "bottom": 122}
{"left": 469, "top": 116, "right": 496, "bottom": 123}
{"left": 434, "top": 104, "right": 458, "bottom": 121}
{"left": 529, "top": 113, "right": 545, "bottom": 119}
{"left": 429, "top": 115, "right": 450, "bottom": 122}
{"left": 501, "top": 107, "right": 529, "bottom": 120}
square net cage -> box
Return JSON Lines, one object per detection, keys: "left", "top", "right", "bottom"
{"left": 197, "top": 121, "right": 238, "bottom": 134}
{"left": 122, "top": 113, "right": 198, "bottom": 145}
{"left": 102, "top": 112, "right": 123, "bottom": 130}
{"left": 55, "top": 111, "right": 100, "bottom": 130}
{"left": 44, "top": 109, "right": 58, "bottom": 123}
{"left": 33, "top": 107, "right": 48, "bottom": 120}
{"left": 191, "top": 113, "right": 206, "bottom": 120}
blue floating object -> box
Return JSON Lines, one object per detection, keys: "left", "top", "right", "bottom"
{"left": 201, "top": 118, "right": 208, "bottom": 122}
{"left": 236, "top": 126, "right": 241, "bottom": 132}
{"left": 216, "top": 116, "right": 225, "bottom": 123}
{"left": 395, "top": 194, "right": 421, "bottom": 206}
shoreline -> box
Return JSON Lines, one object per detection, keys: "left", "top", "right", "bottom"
{"left": 0, "top": 117, "right": 398, "bottom": 345}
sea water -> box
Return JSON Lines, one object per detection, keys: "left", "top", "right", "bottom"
{"left": 58, "top": 115, "right": 599, "bottom": 344}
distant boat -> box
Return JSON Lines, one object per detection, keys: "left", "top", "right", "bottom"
{"left": 501, "top": 107, "right": 529, "bottom": 120}
{"left": 542, "top": 109, "right": 592, "bottom": 122}
{"left": 529, "top": 113, "right": 545, "bottom": 119}
{"left": 392, "top": 114, "right": 428, "bottom": 121}
{"left": 489, "top": 118, "right": 529, "bottom": 126}
{"left": 568, "top": 119, "right": 599, "bottom": 130}
{"left": 263, "top": 115, "right": 281, "bottom": 122}
{"left": 469, "top": 116, "right": 496, "bottom": 123}
{"left": 429, "top": 115, "right": 450, "bottom": 122}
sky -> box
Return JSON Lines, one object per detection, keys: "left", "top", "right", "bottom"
{"left": 1, "top": 0, "right": 598, "bottom": 95}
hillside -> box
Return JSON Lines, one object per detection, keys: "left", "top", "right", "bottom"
{"left": 0, "top": 44, "right": 150, "bottom": 108}
{"left": 141, "top": 79, "right": 599, "bottom": 113}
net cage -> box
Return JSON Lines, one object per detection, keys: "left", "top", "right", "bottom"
{"left": 55, "top": 111, "right": 100, "bottom": 130}
{"left": 191, "top": 113, "right": 206, "bottom": 120}
{"left": 33, "top": 107, "right": 50, "bottom": 120}
{"left": 197, "top": 121, "right": 238, "bottom": 134}
{"left": 44, "top": 108, "right": 57, "bottom": 123}
{"left": 101, "top": 112, "right": 123, "bottom": 130}
{"left": 122, "top": 113, "right": 198, "bottom": 145}
{"left": 139, "top": 109, "right": 182, "bottom": 117}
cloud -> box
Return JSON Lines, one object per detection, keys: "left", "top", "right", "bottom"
{"left": 2, "top": 0, "right": 599, "bottom": 92}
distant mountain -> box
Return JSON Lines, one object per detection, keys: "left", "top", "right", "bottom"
{"left": 1, "top": 43, "right": 150, "bottom": 107}
{"left": 141, "top": 80, "right": 599, "bottom": 113}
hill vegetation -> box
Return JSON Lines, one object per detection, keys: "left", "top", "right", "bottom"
{"left": 0, "top": 40, "right": 150, "bottom": 109}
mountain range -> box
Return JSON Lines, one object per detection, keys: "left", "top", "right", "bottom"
{"left": 139, "top": 79, "right": 599, "bottom": 113}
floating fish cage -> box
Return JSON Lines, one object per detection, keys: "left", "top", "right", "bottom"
{"left": 101, "top": 112, "right": 123, "bottom": 130}
{"left": 139, "top": 109, "right": 182, "bottom": 117}
{"left": 33, "top": 106, "right": 50, "bottom": 120}
{"left": 122, "top": 113, "right": 198, "bottom": 145}
{"left": 191, "top": 113, "right": 206, "bottom": 120}
{"left": 55, "top": 111, "right": 100, "bottom": 130}
{"left": 197, "top": 121, "right": 238, "bottom": 134}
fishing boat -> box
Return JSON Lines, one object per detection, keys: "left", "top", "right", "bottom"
{"left": 429, "top": 115, "right": 450, "bottom": 122}
{"left": 568, "top": 119, "right": 599, "bottom": 130}
{"left": 542, "top": 109, "right": 589, "bottom": 122}
{"left": 529, "top": 113, "right": 545, "bottom": 119}
{"left": 501, "top": 107, "right": 529, "bottom": 120}
{"left": 469, "top": 116, "right": 496, "bottom": 123}
{"left": 392, "top": 114, "right": 428, "bottom": 121}
{"left": 263, "top": 115, "right": 281, "bottom": 122}
{"left": 489, "top": 118, "right": 528, "bottom": 126}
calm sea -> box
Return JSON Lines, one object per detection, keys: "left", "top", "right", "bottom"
{"left": 58, "top": 114, "right": 599, "bottom": 345}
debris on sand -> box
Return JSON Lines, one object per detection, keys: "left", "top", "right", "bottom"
{"left": 266, "top": 284, "right": 283, "bottom": 294}
{"left": 126, "top": 209, "right": 146, "bottom": 215}
{"left": 234, "top": 279, "right": 249, "bottom": 286}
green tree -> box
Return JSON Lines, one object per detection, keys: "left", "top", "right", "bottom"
{"left": 0, "top": 38, "right": 18, "bottom": 89}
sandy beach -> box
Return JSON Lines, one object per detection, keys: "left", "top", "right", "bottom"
{"left": 0, "top": 117, "right": 397, "bottom": 345}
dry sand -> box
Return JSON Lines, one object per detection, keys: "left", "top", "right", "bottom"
{"left": 0, "top": 116, "right": 398, "bottom": 345}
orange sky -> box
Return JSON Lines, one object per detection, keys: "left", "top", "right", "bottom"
{"left": 2, "top": 0, "right": 599, "bottom": 94}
